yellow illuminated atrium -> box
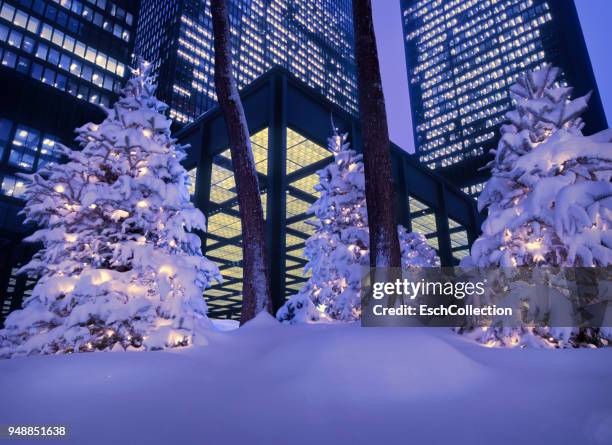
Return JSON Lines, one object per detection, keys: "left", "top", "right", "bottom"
{"left": 198, "top": 127, "right": 334, "bottom": 318}
{"left": 190, "top": 123, "right": 474, "bottom": 319}
{"left": 284, "top": 128, "right": 331, "bottom": 298}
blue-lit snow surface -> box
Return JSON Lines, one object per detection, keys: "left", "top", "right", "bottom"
{"left": 1, "top": 313, "right": 612, "bottom": 445}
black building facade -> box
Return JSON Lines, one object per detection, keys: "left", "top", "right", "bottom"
{"left": 0, "top": 0, "right": 138, "bottom": 320}
{"left": 401, "top": 0, "right": 608, "bottom": 196}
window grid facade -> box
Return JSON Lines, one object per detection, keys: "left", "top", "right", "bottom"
{"left": 0, "top": 0, "right": 137, "bottom": 204}
{"left": 0, "top": 0, "right": 135, "bottom": 107}
{"left": 402, "top": 0, "right": 561, "bottom": 173}
{"left": 135, "top": 0, "right": 357, "bottom": 124}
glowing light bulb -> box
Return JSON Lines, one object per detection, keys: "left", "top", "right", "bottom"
{"left": 64, "top": 233, "right": 78, "bottom": 243}
{"left": 142, "top": 128, "right": 152, "bottom": 138}
{"left": 91, "top": 270, "right": 112, "bottom": 285}
{"left": 525, "top": 239, "right": 542, "bottom": 251}
{"left": 158, "top": 265, "right": 175, "bottom": 276}
{"left": 89, "top": 204, "right": 97, "bottom": 209}
{"left": 54, "top": 184, "right": 65, "bottom": 193}
{"left": 137, "top": 200, "right": 148, "bottom": 209}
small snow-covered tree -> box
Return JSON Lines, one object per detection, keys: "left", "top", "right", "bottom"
{"left": 277, "top": 130, "right": 439, "bottom": 324}
{"left": 281, "top": 131, "right": 369, "bottom": 323}
{"left": 0, "top": 60, "right": 221, "bottom": 358}
{"left": 463, "top": 64, "right": 612, "bottom": 347}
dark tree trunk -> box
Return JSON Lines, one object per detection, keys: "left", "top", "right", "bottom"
{"left": 211, "top": 0, "right": 273, "bottom": 324}
{"left": 352, "top": 0, "right": 401, "bottom": 267}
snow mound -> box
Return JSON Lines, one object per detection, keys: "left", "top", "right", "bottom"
{"left": 239, "top": 310, "right": 280, "bottom": 330}
{"left": 211, "top": 318, "right": 239, "bottom": 332}
{"left": 2, "top": 324, "right": 612, "bottom": 445}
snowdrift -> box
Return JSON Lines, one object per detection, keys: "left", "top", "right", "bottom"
{"left": 1, "top": 316, "right": 611, "bottom": 445}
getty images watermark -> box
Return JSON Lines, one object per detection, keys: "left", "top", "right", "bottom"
{"left": 360, "top": 267, "right": 612, "bottom": 328}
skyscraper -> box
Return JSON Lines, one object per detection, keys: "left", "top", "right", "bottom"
{"left": 0, "top": 0, "right": 137, "bottom": 320}
{"left": 401, "top": 0, "right": 608, "bottom": 195}
{"left": 0, "top": 0, "right": 137, "bottom": 197}
{"left": 134, "top": 0, "right": 357, "bottom": 124}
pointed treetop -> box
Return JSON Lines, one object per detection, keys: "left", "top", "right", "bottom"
{"left": 327, "top": 119, "right": 350, "bottom": 156}
{"left": 119, "top": 57, "right": 160, "bottom": 105}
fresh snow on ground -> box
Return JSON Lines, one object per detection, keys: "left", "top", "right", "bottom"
{"left": 1, "top": 313, "right": 612, "bottom": 445}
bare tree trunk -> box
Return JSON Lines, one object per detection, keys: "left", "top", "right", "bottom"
{"left": 211, "top": 0, "right": 272, "bottom": 324}
{"left": 352, "top": 0, "right": 401, "bottom": 268}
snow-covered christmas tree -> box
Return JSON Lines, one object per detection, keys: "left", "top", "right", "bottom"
{"left": 277, "top": 130, "right": 439, "bottom": 324}
{"left": 0, "top": 60, "right": 221, "bottom": 358}
{"left": 469, "top": 64, "right": 612, "bottom": 267}
{"left": 463, "top": 64, "right": 612, "bottom": 347}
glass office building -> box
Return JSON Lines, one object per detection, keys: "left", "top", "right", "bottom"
{"left": 177, "top": 69, "right": 480, "bottom": 319}
{"left": 0, "top": 0, "right": 137, "bottom": 320}
{"left": 0, "top": 0, "right": 137, "bottom": 196}
{"left": 401, "top": 0, "right": 607, "bottom": 194}
{"left": 134, "top": 0, "right": 358, "bottom": 124}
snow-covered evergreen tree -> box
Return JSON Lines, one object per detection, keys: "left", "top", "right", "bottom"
{"left": 0, "top": 60, "right": 221, "bottom": 358}
{"left": 469, "top": 64, "right": 612, "bottom": 267}
{"left": 462, "top": 64, "right": 612, "bottom": 347}
{"left": 277, "top": 130, "right": 439, "bottom": 324}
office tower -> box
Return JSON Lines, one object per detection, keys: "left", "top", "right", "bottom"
{"left": 400, "top": 0, "right": 608, "bottom": 195}
{"left": 0, "top": 0, "right": 137, "bottom": 320}
{"left": 134, "top": 0, "right": 357, "bottom": 124}
{"left": 0, "top": 0, "right": 137, "bottom": 194}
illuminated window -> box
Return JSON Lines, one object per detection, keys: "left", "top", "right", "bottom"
{"left": 286, "top": 128, "right": 330, "bottom": 174}
{"left": 9, "top": 125, "right": 40, "bottom": 170}
{"left": 409, "top": 196, "right": 438, "bottom": 250}
{"left": 37, "top": 136, "right": 60, "bottom": 169}
{"left": 1, "top": 175, "right": 26, "bottom": 198}
{"left": 187, "top": 168, "right": 197, "bottom": 198}
{"left": 449, "top": 218, "right": 469, "bottom": 262}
